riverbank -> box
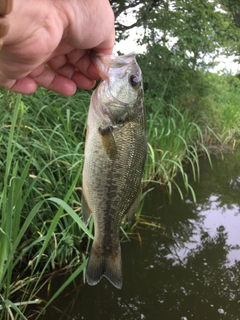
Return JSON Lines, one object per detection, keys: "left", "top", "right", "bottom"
{"left": 0, "top": 71, "right": 240, "bottom": 318}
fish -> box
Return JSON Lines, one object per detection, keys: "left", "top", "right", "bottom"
{"left": 82, "top": 52, "right": 147, "bottom": 289}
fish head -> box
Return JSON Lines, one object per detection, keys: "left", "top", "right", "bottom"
{"left": 106, "top": 53, "right": 142, "bottom": 105}
{"left": 91, "top": 52, "right": 143, "bottom": 123}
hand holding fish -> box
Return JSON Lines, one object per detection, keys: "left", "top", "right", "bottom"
{"left": 0, "top": 0, "right": 115, "bottom": 95}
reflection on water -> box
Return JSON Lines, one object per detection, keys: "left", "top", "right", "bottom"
{"left": 36, "top": 153, "right": 240, "bottom": 320}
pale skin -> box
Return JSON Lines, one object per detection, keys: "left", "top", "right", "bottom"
{"left": 0, "top": 0, "right": 115, "bottom": 95}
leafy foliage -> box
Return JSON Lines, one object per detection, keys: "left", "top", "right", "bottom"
{"left": 112, "top": 0, "right": 240, "bottom": 67}
{"left": 220, "top": 0, "right": 240, "bottom": 59}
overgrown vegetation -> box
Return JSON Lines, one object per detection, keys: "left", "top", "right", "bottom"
{"left": 143, "top": 69, "right": 240, "bottom": 195}
{"left": 0, "top": 89, "right": 93, "bottom": 319}
{"left": 0, "top": 69, "right": 240, "bottom": 317}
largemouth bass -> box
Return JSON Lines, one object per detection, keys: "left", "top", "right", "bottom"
{"left": 82, "top": 52, "right": 147, "bottom": 289}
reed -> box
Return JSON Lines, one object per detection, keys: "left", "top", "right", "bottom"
{"left": 143, "top": 97, "right": 213, "bottom": 201}
{"left": 0, "top": 89, "right": 93, "bottom": 318}
{"left": 213, "top": 74, "right": 240, "bottom": 147}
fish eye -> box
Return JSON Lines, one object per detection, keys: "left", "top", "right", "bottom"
{"left": 129, "top": 75, "right": 140, "bottom": 88}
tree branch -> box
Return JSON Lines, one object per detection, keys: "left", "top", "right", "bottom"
{"left": 115, "top": 21, "right": 139, "bottom": 32}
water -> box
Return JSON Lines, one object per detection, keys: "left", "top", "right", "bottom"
{"left": 36, "top": 153, "right": 240, "bottom": 320}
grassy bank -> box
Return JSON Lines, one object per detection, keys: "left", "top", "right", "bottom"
{"left": 0, "top": 89, "right": 93, "bottom": 319}
{"left": 143, "top": 71, "right": 240, "bottom": 198}
{"left": 0, "top": 71, "right": 240, "bottom": 318}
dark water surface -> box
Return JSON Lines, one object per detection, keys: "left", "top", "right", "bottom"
{"left": 37, "top": 153, "right": 240, "bottom": 320}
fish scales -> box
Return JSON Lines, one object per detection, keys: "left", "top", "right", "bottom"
{"left": 82, "top": 52, "right": 147, "bottom": 289}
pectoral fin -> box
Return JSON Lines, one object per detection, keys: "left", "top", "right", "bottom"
{"left": 98, "top": 125, "right": 117, "bottom": 160}
{"left": 124, "top": 186, "right": 142, "bottom": 224}
{"left": 81, "top": 190, "right": 92, "bottom": 226}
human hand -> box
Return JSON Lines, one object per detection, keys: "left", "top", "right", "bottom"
{"left": 0, "top": 0, "right": 115, "bottom": 95}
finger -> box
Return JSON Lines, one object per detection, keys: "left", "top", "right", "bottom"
{"left": 0, "top": 0, "right": 13, "bottom": 49}
{"left": 71, "top": 72, "right": 96, "bottom": 89}
{"left": 49, "top": 60, "right": 77, "bottom": 79}
{"left": 47, "top": 53, "right": 69, "bottom": 71}
{"left": 29, "top": 65, "right": 76, "bottom": 95}
{"left": 67, "top": 50, "right": 99, "bottom": 80}
{"left": 0, "top": 0, "right": 13, "bottom": 15}
{"left": 0, "top": 77, "right": 37, "bottom": 94}
{"left": 0, "top": 17, "right": 9, "bottom": 49}
{"left": 30, "top": 64, "right": 96, "bottom": 95}
{"left": 38, "top": 74, "right": 77, "bottom": 95}
{"left": 54, "top": 65, "right": 96, "bottom": 90}
{"left": 47, "top": 54, "right": 80, "bottom": 80}
{"left": 48, "top": 52, "right": 98, "bottom": 86}
{"left": 0, "top": 17, "right": 9, "bottom": 38}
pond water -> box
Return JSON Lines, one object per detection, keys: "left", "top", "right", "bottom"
{"left": 36, "top": 153, "right": 240, "bottom": 320}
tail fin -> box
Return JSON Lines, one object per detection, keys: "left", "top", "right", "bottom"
{"left": 86, "top": 242, "right": 122, "bottom": 289}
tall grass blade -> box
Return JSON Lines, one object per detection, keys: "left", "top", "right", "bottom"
{"left": 48, "top": 197, "right": 93, "bottom": 239}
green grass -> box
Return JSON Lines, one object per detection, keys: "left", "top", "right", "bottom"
{"left": 208, "top": 73, "right": 240, "bottom": 147}
{"left": 0, "top": 89, "right": 93, "bottom": 318}
{"left": 143, "top": 96, "right": 213, "bottom": 201}
{"left": 0, "top": 71, "right": 240, "bottom": 318}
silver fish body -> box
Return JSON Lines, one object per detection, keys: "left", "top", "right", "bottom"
{"left": 82, "top": 52, "right": 147, "bottom": 289}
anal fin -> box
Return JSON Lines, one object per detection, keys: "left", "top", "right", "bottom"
{"left": 125, "top": 186, "right": 142, "bottom": 224}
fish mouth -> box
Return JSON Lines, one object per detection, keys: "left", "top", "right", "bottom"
{"left": 91, "top": 50, "right": 142, "bottom": 106}
{"left": 90, "top": 50, "right": 138, "bottom": 81}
